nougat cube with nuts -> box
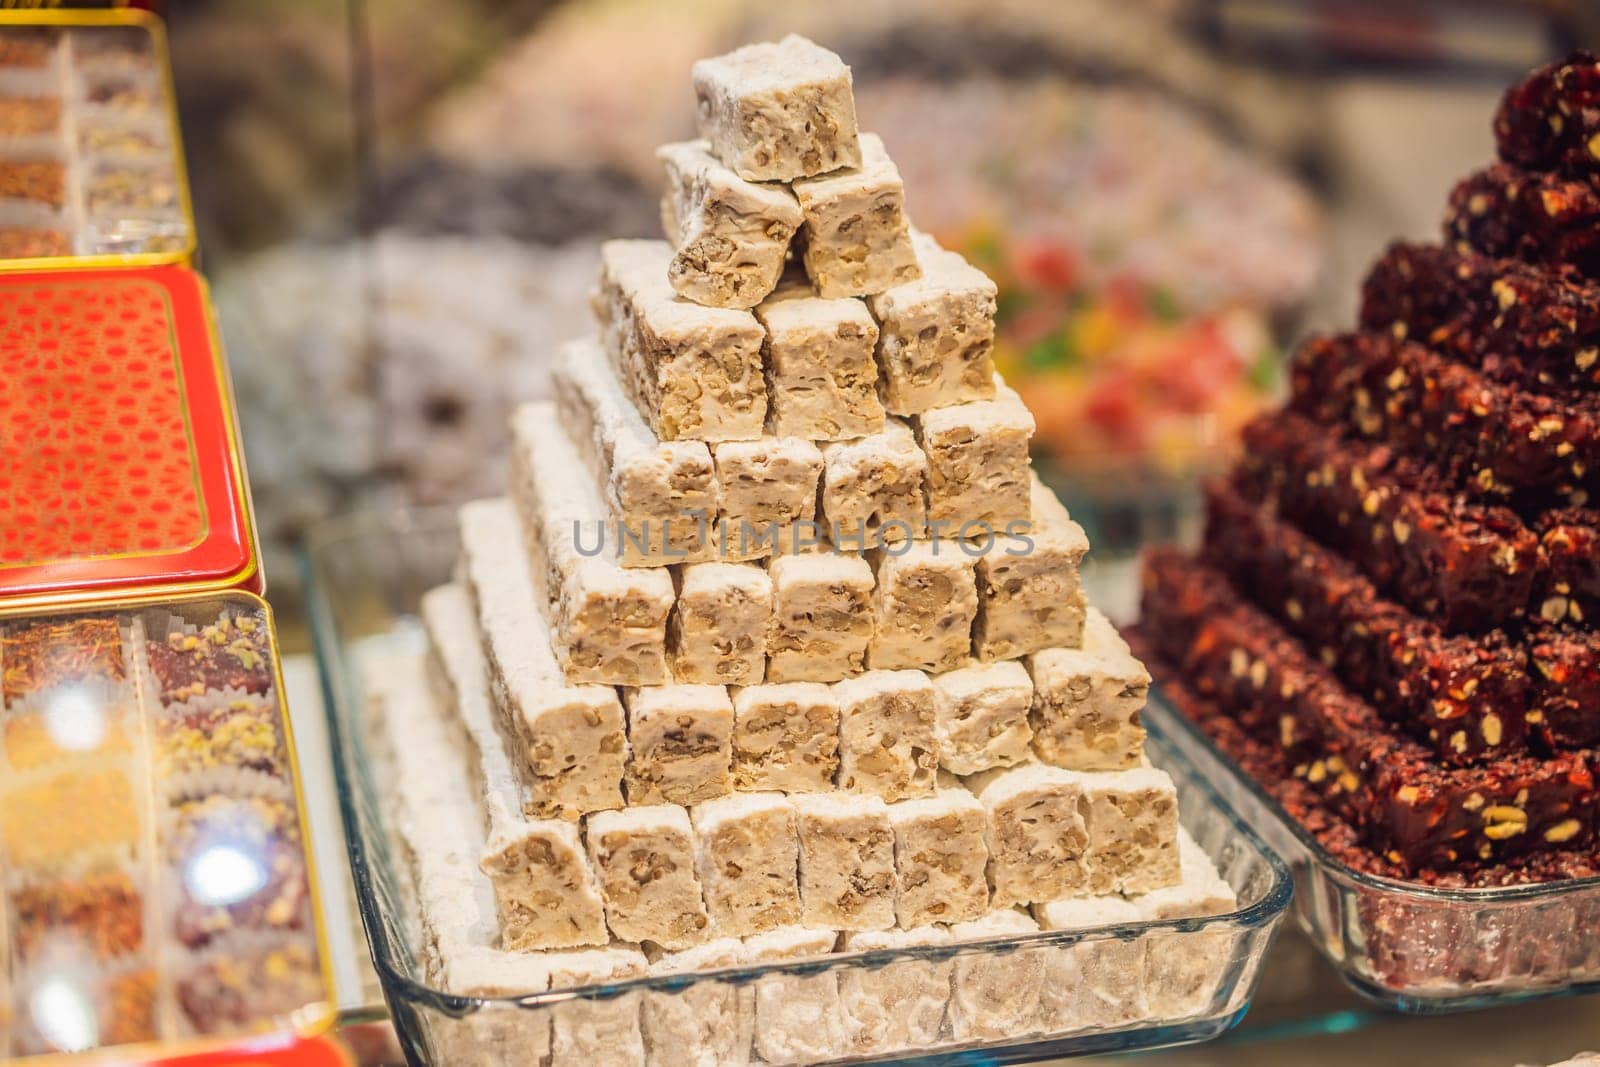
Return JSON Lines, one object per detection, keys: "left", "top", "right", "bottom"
{"left": 819, "top": 418, "right": 927, "bottom": 546}
{"left": 833, "top": 670, "right": 939, "bottom": 802}
{"left": 967, "top": 763, "right": 1090, "bottom": 907}
{"left": 712, "top": 436, "right": 823, "bottom": 561}
{"left": 867, "top": 540, "right": 977, "bottom": 672}
{"left": 692, "top": 34, "right": 861, "bottom": 182}
{"left": 765, "top": 553, "right": 875, "bottom": 682}
{"left": 622, "top": 685, "right": 734, "bottom": 806}
{"left": 755, "top": 283, "right": 885, "bottom": 440}
{"left": 1027, "top": 610, "right": 1150, "bottom": 772}
{"left": 1032, "top": 894, "right": 1149, "bottom": 1031}
{"left": 839, "top": 926, "right": 952, "bottom": 1055}
{"left": 914, "top": 376, "right": 1035, "bottom": 529}
{"left": 947, "top": 909, "right": 1045, "bottom": 1043}
{"left": 643, "top": 938, "right": 750, "bottom": 1067}
{"left": 669, "top": 562, "right": 771, "bottom": 686}
{"left": 975, "top": 476, "right": 1089, "bottom": 661}
{"left": 729, "top": 682, "right": 840, "bottom": 792}
{"left": 691, "top": 791, "right": 801, "bottom": 936}
{"left": 1130, "top": 829, "right": 1238, "bottom": 1018}
{"left": 868, "top": 231, "right": 998, "bottom": 415}
{"left": 930, "top": 659, "right": 1035, "bottom": 775}
{"left": 658, "top": 139, "right": 803, "bottom": 309}
{"left": 484, "top": 818, "right": 610, "bottom": 952}
{"left": 745, "top": 926, "right": 847, "bottom": 1064}
{"left": 793, "top": 792, "right": 896, "bottom": 930}
{"left": 596, "top": 239, "right": 767, "bottom": 442}
{"left": 791, "top": 133, "right": 920, "bottom": 299}
{"left": 545, "top": 947, "right": 650, "bottom": 1066}
{"left": 1071, "top": 765, "right": 1180, "bottom": 896}
{"left": 585, "top": 805, "right": 711, "bottom": 950}
{"left": 888, "top": 788, "right": 990, "bottom": 927}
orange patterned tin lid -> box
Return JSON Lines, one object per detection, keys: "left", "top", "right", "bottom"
{"left": 0, "top": 265, "right": 260, "bottom": 607}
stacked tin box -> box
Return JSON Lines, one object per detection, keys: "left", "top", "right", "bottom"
{"left": 0, "top": 11, "right": 330, "bottom": 1062}
{"left": 378, "top": 34, "right": 1248, "bottom": 1065}
{"left": 1138, "top": 55, "right": 1600, "bottom": 907}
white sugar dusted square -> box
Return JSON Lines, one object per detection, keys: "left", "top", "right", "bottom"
{"left": 669, "top": 562, "right": 770, "bottom": 686}
{"left": 793, "top": 792, "right": 895, "bottom": 931}
{"left": 586, "top": 805, "right": 711, "bottom": 949}
{"left": 546, "top": 947, "right": 649, "bottom": 1067}
{"left": 553, "top": 339, "right": 716, "bottom": 566}
{"left": 914, "top": 375, "right": 1034, "bottom": 530}
{"left": 975, "top": 474, "right": 1090, "bottom": 660}
{"left": 755, "top": 284, "right": 885, "bottom": 440}
{"left": 792, "top": 132, "right": 920, "bottom": 298}
{"left": 510, "top": 403, "right": 675, "bottom": 685}
{"left": 930, "top": 658, "right": 1034, "bottom": 775}
{"left": 644, "top": 938, "right": 750, "bottom": 1067}
{"left": 1028, "top": 608, "right": 1150, "bottom": 773}
{"left": 712, "top": 436, "right": 822, "bottom": 560}
{"left": 967, "top": 762, "right": 1090, "bottom": 907}
{"left": 1032, "top": 894, "right": 1149, "bottom": 1032}
{"left": 1131, "top": 829, "right": 1236, "bottom": 921}
{"left": 1068, "top": 765, "right": 1180, "bottom": 896}
{"left": 868, "top": 230, "right": 998, "bottom": 415}
{"left": 818, "top": 418, "right": 927, "bottom": 546}
{"left": 1130, "top": 830, "right": 1238, "bottom": 1020}
{"left": 729, "top": 683, "right": 840, "bottom": 792}
{"left": 839, "top": 926, "right": 951, "bottom": 1056}
{"left": 658, "top": 139, "right": 802, "bottom": 309}
{"left": 691, "top": 792, "right": 800, "bottom": 936}
{"left": 692, "top": 34, "right": 861, "bottom": 182}
{"left": 888, "top": 788, "right": 990, "bottom": 927}
{"left": 947, "top": 909, "right": 1044, "bottom": 1042}
{"left": 597, "top": 239, "right": 767, "bottom": 442}
{"left": 459, "top": 498, "right": 626, "bottom": 819}
{"left": 622, "top": 685, "right": 734, "bottom": 806}
{"left": 833, "top": 670, "right": 938, "bottom": 801}
{"left": 743, "top": 925, "right": 845, "bottom": 1065}
{"left": 765, "top": 552, "right": 875, "bottom": 682}
{"left": 867, "top": 540, "right": 976, "bottom": 672}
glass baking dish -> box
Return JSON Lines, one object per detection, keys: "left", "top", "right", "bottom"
{"left": 1146, "top": 693, "right": 1600, "bottom": 1014}
{"left": 301, "top": 507, "right": 1291, "bottom": 1065}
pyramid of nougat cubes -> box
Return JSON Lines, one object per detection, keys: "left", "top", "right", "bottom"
{"left": 1138, "top": 52, "right": 1600, "bottom": 885}
{"left": 382, "top": 34, "right": 1241, "bottom": 1063}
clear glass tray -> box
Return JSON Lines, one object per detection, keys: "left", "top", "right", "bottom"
{"left": 1147, "top": 693, "right": 1600, "bottom": 1013}
{"left": 301, "top": 508, "right": 1292, "bottom": 1065}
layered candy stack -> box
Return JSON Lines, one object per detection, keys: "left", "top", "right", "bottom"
{"left": 1140, "top": 52, "right": 1600, "bottom": 884}
{"left": 382, "top": 35, "right": 1238, "bottom": 1064}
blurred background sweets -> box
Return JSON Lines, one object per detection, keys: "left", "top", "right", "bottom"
{"left": 159, "top": 0, "right": 1594, "bottom": 615}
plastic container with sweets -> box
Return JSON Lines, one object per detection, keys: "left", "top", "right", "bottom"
{"left": 0, "top": 264, "right": 262, "bottom": 608}
{"left": 0, "top": 590, "right": 334, "bottom": 1062}
{"left": 0, "top": 9, "right": 194, "bottom": 270}
{"left": 302, "top": 506, "right": 1293, "bottom": 1067}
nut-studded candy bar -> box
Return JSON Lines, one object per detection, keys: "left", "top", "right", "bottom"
{"left": 553, "top": 339, "right": 716, "bottom": 566}
{"left": 1536, "top": 508, "right": 1600, "bottom": 625}
{"left": 755, "top": 282, "right": 886, "bottom": 441}
{"left": 765, "top": 552, "right": 875, "bottom": 682}
{"left": 866, "top": 539, "right": 977, "bottom": 672}
{"left": 1202, "top": 479, "right": 1534, "bottom": 762}
{"left": 1445, "top": 162, "right": 1600, "bottom": 279}
{"left": 1360, "top": 242, "right": 1600, "bottom": 394}
{"left": 915, "top": 376, "right": 1035, "bottom": 530}
{"left": 510, "top": 403, "right": 675, "bottom": 685}
{"left": 585, "top": 804, "right": 711, "bottom": 949}
{"left": 1530, "top": 627, "right": 1600, "bottom": 749}
{"left": 1291, "top": 331, "right": 1600, "bottom": 508}
{"left": 595, "top": 239, "right": 768, "bottom": 442}
{"left": 668, "top": 562, "right": 770, "bottom": 685}
{"left": 887, "top": 787, "right": 990, "bottom": 927}
{"left": 833, "top": 669, "right": 939, "bottom": 802}
{"left": 966, "top": 763, "right": 1090, "bottom": 907}
{"left": 791, "top": 132, "right": 920, "bottom": 299}
{"left": 929, "top": 658, "right": 1034, "bottom": 775}
{"left": 1494, "top": 51, "right": 1600, "bottom": 173}
{"left": 658, "top": 139, "right": 803, "bottom": 309}
{"left": 1237, "top": 412, "right": 1539, "bottom": 632}
{"left": 622, "top": 685, "right": 734, "bottom": 805}
{"left": 792, "top": 792, "right": 896, "bottom": 930}
{"left": 691, "top": 34, "right": 861, "bottom": 182}
{"left": 819, "top": 418, "right": 927, "bottom": 545}
{"left": 729, "top": 682, "right": 840, "bottom": 792}
{"left": 459, "top": 498, "right": 627, "bottom": 819}
{"left": 1140, "top": 551, "right": 1596, "bottom": 872}
{"left": 974, "top": 474, "right": 1089, "bottom": 660}
{"left": 868, "top": 230, "right": 999, "bottom": 415}
{"left": 691, "top": 791, "right": 800, "bottom": 936}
